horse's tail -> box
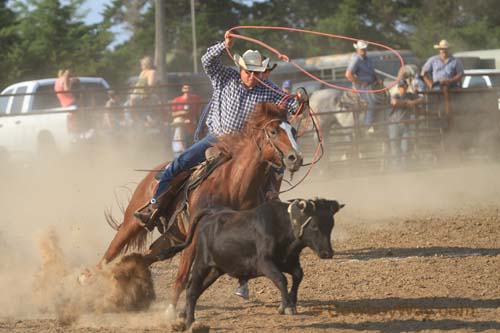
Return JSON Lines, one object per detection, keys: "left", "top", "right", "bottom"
{"left": 156, "top": 208, "right": 216, "bottom": 261}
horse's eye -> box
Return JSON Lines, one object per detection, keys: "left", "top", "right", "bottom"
{"left": 269, "top": 128, "right": 278, "bottom": 137}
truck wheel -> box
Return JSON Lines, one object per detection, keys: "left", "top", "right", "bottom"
{"left": 37, "top": 132, "right": 59, "bottom": 159}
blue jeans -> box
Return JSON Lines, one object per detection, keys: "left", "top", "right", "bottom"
{"left": 355, "top": 84, "right": 378, "bottom": 126}
{"left": 153, "top": 134, "right": 218, "bottom": 201}
{"left": 388, "top": 123, "right": 410, "bottom": 168}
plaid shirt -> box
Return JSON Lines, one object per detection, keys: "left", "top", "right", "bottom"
{"left": 202, "top": 41, "right": 297, "bottom": 135}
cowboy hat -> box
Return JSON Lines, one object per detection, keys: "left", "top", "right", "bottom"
{"left": 172, "top": 116, "right": 191, "bottom": 125}
{"left": 433, "top": 39, "right": 450, "bottom": 49}
{"left": 397, "top": 79, "right": 408, "bottom": 87}
{"left": 234, "top": 49, "right": 269, "bottom": 72}
{"left": 353, "top": 40, "right": 368, "bottom": 49}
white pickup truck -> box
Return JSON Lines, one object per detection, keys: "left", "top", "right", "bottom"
{"left": 0, "top": 77, "right": 110, "bottom": 159}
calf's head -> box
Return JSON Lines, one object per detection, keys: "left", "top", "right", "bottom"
{"left": 288, "top": 199, "right": 344, "bottom": 259}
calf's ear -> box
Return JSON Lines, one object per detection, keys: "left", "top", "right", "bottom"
{"left": 330, "top": 201, "right": 345, "bottom": 213}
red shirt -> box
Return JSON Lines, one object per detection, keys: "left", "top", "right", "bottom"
{"left": 54, "top": 78, "right": 76, "bottom": 107}
{"left": 170, "top": 94, "right": 203, "bottom": 135}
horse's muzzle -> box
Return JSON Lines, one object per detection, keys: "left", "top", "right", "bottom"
{"left": 284, "top": 149, "right": 303, "bottom": 172}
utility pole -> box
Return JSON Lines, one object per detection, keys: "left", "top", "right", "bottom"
{"left": 154, "top": 0, "right": 166, "bottom": 84}
{"left": 190, "top": 0, "right": 198, "bottom": 73}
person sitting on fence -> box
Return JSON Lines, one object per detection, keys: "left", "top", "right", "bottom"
{"left": 129, "top": 56, "right": 159, "bottom": 126}
{"left": 421, "top": 40, "right": 464, "bottom": 91}
{"left": 388, "top": 80, "right": 424, "bottom": 170}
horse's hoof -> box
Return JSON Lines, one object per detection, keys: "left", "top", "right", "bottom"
{"left": 284, "top": 306, "right": 297, "bottom": 315}
{"left": 171, "top": 319, "right": 187, "bottom": 332}
{"left": 190, "top": 321, "right": 210, "bottom": 333}
{"left": 278, "top": 304, "right": 284, "bottom": 315}
{"left": 177, "top": 308, "right": 187, "bottom": 319}
{"left": 165, "top": 304, "right": 177, "bottom": 322}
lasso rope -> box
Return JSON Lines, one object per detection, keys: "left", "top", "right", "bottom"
{"left": 224, "top": 26, "right": 406, "bottom": 193}
{"left": 225, "top": 25, "right": 406, "bottom": 93}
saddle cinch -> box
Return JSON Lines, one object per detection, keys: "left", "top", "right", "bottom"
{"left": 150, "top": 147, "right": 230, "bottom": 234}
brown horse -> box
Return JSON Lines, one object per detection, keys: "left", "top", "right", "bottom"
{"left": 97, "top": 102, "right": 303, "bottom": 315}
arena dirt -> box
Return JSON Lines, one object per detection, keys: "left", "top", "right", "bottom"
{"left": 1, "top": 147, "right": 499, "bottom": 332}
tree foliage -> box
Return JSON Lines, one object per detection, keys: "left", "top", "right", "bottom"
{"left": 1, "top": 0, "right": 500, "bottom": 89}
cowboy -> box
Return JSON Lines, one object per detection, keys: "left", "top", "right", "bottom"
{"left": 134, "top": 32, "right": 305, "bottom": 233}
{"left": 421, "top": 39, "right": 464, "bottom": 90}
{"left": 345, "top": 40, "right": 383, "bottom": 133}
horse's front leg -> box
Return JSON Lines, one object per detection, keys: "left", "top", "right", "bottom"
{"left": 166, "top": 239, "right": 197, "bottom": 321}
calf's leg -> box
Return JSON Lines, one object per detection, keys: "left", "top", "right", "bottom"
{"left": 289, "top": 264, "right": 303, "bottom": 309}
{"left": 259, "top": 259, "right": 295, "bottom": 315}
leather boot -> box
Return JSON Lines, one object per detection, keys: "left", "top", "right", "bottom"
{"left": 134, "top": 201, "right": 159, "bottom": 225}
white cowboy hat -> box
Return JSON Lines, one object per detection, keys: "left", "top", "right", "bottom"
{"left": 434, "top": 39, "right": 450, "bottom": 49}
{"left": 353, "top": 40, "right": 368, "bottom": 49}
{"left": 172, "top": 116, "right": 191, "bottom": 125}
{"left": 233, "top": 49, "right": 269, "bottom": 73}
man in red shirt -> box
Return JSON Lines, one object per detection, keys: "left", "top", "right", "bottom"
{"left": 169, "top": 84, "right": 203, "bottom": 155}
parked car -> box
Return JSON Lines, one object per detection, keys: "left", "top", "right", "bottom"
{"left": 0, "top": 77, "right": 110, "bottom": 159}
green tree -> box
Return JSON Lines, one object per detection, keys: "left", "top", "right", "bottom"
{"left": 0, "top": 0, "right": 19, "bottom": 88}
{"left": 7, "top": 0, "right": 112, "bottom": 83}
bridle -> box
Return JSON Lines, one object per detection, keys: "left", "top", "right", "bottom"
{"left": 251, "top": 118, "right": 292, "bottom": 171}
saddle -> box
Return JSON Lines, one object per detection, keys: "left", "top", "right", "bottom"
{"left": 153, "top": 147, "right": 230, "bottom": 234}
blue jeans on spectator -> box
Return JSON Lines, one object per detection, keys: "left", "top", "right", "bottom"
{"left": 153, "top": 134, "right": 218, "bottom": 202}
{"left": 388, "top": 123, "right": 410, "bottom": 169}
{"left": 355, "top": 84, "right": 378, "bottom": 126}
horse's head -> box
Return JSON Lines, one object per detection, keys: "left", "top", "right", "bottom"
{"left": 245, "top": 102, "right": 303, "bottom": 172}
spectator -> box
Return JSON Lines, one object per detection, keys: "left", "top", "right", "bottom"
{"left": 54, "top": 69, "right": 78, "bottom": 107}
{"left": 388, "top": 80, "right": 423, "bottom": 169}
{"left": 170, "top": 84, "right": 203, "bottom": 156}
{"left": 129, "top": 56, "right": 159, "bottom": 126}
{"left": 421, "top": 40, "right": 464, "bottom": 91}
{"left": 345, "top": 40, "right": 382, "bottom": 133}
{"left": 282, "top": 80, "right": 292, "bottom": 94}
{"left": 104, "top": 90, "right": 121, "bottom": 129}
{"left": 129, "top": 56, "right": 157, "bottom": 106}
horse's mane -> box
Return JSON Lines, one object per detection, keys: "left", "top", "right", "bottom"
{"left": 214, "top": 102, "right": 288, "bottom": 155}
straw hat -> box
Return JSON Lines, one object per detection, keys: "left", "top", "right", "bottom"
{"left": 234, "top": 50, "right": 269, "bottom": 72}
{"left": 353, "top": 40, "right": 368, "bottom": 49}
{"left": 433, "top": 40, "right": 450, "bottom": 49}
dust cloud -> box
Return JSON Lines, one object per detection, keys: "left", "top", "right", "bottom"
{"left": 1, "top": 138, "right": 500, "bottom": 325}
{"left": 0, "top": 142, "right": 166, "bottom": 322}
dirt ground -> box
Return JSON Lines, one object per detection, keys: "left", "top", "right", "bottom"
{"left": 1, "top": 150, "right": 500, "bottom": 332}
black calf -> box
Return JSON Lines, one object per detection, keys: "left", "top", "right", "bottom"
{"left": 159, "top": 198, "right": 344, "bottom": 330}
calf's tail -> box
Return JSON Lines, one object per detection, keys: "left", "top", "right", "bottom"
{"left": 156, "top": 208, "right": 216, "bottom": 261}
